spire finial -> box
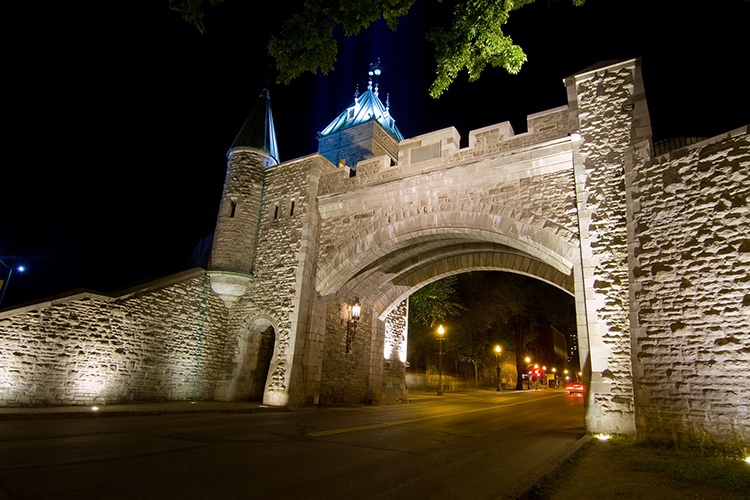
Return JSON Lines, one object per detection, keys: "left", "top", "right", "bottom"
{"left": 368, "top": 58, "right": 382, "bottom": 96}
{"left": 354, "top": 84, "right": 360, "bottom": 99}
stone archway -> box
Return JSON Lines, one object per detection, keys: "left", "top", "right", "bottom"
{"left": 325, "top": 236, "right": 580, "bottom": 404}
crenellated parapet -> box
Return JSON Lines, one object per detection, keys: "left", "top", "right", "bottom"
{"left": 319, "top": 105, "right": 572, "bottom": 196}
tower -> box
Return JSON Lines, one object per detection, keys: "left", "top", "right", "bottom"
{"left": 208, "top": 88, "right": 279, "bottom": 307}
{"left": 317, "top": 60, "right": 404, "bottom": 171}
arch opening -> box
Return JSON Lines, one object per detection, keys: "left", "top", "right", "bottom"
{"left": 223, "top": 319, "right": 276, "bottom": 401}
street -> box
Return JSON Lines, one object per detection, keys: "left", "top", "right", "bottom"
{"left": 0, "top": 390, "right": 584, "bottom": 499}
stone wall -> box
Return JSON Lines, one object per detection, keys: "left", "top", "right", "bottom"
{"left": 318, "top": 121, "right": 399, "bottom": 169}
{"left": 0, "top": 270, "right": 228, "bottom": 407}
{"left": 565, "top": 59, "right": 651, "bottom": 433}
{"left": 210, "top": 150, "right": 266, "bottom": 274}
{"left": 226, "top": 155, "right": 331, "bottom": 407}
{"left": 629, "top": 126, "right": 750, "bottom": 446}
{"left": 318, "top": 298, "right": 371, "bottom": 405}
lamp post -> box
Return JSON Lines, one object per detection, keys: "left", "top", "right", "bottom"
{"left": 525, "top": 356, "right": 532, "bottom": 390}
{"left": 436, "top": 324, "right": 445, "bottom": 396}
{"left": 0, "top": 260, "right": 24, "bottom": 308}
{"left": 494, "top": 345, "right": 502, "bottom": 391}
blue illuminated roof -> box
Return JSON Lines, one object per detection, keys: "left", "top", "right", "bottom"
{"left": 229, "top": 88, "right": 279, "bottom": 166}
{"left": 319, "top": 62, "right": 404, "bottom": 142}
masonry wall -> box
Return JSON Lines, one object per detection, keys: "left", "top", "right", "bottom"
{"left": 565, "top": 59, "right": 652, "bottom": 433}
{"left": 318, "top": 297, "right": 371, "bottom": 405}
{"left": 318, "top": 121, "right": 398, "bottom": 169}
{"left": 376, "top": 300, "right": 409, "bottom": 404}
{"left": 311, "top": 108, "right": 581, "bottom": 409}
{"left": 224, "top": 155, "right": 332, "bottom": 407}
{"left": 628, "top": 126, "right": 750, "bottom": 446}
{"left": 0, "top": 270, "right": 229, "bottom": 407}
{"left": 210, "top": 150, "right": 266, "bottom": 274}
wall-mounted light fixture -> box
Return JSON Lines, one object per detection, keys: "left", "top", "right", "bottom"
{"left": 346, "top": 298, "right": 361, "bottom": 353}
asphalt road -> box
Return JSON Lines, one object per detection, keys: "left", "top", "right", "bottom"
{"left": 0, "top": 390, "right": 585, "bottom": 499}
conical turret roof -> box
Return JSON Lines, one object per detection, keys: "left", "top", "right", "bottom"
{"left": 230, "top": 88, "right": 279, "bottom": 166}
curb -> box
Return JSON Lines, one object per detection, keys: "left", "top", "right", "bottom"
{"left": 503, "top": 433, "right": 592, "bottom": 499}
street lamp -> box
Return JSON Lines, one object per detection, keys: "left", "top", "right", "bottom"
{"left": 525, "top": 357, "right": 532, "bottom": 390}
{"left": 436, "top": 324, "right": 445, "bottom": 396}
{"left": 0, "top": 260, "right": 25, "bottom": 308}
{"left": 494, "top": 345, "right": 502, "bottom": 391}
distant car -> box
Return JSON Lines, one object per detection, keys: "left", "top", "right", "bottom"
{"left": 566, "top": 383, "right": 585, "bottom": 394}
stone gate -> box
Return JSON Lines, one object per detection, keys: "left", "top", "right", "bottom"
{"left": 1, "top": 58, "right": 747, "bottom": 447}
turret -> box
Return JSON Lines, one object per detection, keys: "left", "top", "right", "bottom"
{"left": 208, "top": 89, "right": 279, "bottom": 307}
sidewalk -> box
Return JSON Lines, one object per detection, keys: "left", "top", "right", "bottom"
{"left": 0, "top": 400, "right": 286, "bottom": 420}
{"left": 0, "top": 388, "right": 525, "bottom": 420}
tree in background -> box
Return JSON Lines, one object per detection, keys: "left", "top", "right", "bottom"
{"left": 470, "top": 272, "right": 574, "bottom": 389}
{"left": 169, "top": 0, "right": 586, "bottom": 98}
{"left": 409, "top": 275, "right": 466, "bottom": 328}
{"left": 407, "top": 276, "right": 466, "bottom": 371}
{"left": 407, "top": 271, "right": 575, "bottom": 389}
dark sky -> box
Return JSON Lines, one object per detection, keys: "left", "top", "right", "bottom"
{"left": 2, "top": 0, "right": 748, "bottom": 308}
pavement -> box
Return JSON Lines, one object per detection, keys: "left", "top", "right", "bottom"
{"left": 0, "top": 391, "right": 590, "bottom": 500}
{"left": 3, "top": 395, "right": 741, "bottom": 499}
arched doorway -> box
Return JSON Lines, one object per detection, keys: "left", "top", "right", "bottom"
{"left": 224, "top": 319, "right": 276, "bottom": 401}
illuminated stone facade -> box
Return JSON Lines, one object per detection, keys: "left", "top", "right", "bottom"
{"left": 0, "top": 59, "right": 747, "bottom": 447}
{"left": 628, "top": 129, "right": 750, "bottom": 445}
{"left": 0, "top": 271, "right": 229, "bottom": 406}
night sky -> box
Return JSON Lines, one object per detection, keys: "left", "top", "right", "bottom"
{"left": 2, "top": 0, "right": 748, "bottom": 308}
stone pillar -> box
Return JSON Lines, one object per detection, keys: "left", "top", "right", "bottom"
{"left": 565, "top": 58, "right": 652, "bottom": 434}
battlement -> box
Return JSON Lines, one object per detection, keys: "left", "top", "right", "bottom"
{"left": 318, "top": 104, "right": 572, "bottom": 195}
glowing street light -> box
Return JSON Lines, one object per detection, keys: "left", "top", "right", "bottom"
{"left": 525, "top": 357, "right": 532, "bottom": 390}
{"left": 494, "top": 345, "right": 502, "bottom": 391}
{"left": 0, "top": 259, "right": 25, "bottom": 308}
{"left": 436, "top": 325, "right": 446, "bottom": 396}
